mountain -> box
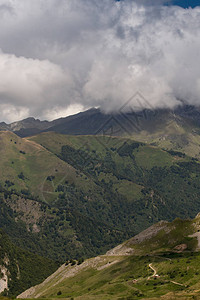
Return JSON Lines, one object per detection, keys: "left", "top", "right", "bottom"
{"left": 0, "top": 108, "right": 109, "bottom": 137}
{"left": 29, "top": 131, "right": 200, "bottom": 224}
{"left": 0, "top": 105, "right": 200, "bottom": 138}
{"left": 0, "top": 131, "right": 129, "bottom": 261}
{"left": 0, "top": 229, "right": 58, "bottom": 297}
{"left": 2, "top": 105, "right": 200, "bottom": 161}
{"left": 0, "top": 117, "right": 49, "bottom": 136}
{"left": 2, "top": 107, "right": 200, "bottom": 298}
{"left": 2, "top": 129, "right": 200, "bottom": 262}
{"left": 17, "top": 214, "right": 200, "bottom": 299}
{"left": 0, "top": 116, "right": 64, "bottom": 138}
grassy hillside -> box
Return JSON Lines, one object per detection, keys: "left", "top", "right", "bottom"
{"left": 131, "top": 117, "right": 200, "bottom": 160}
{"left": 0, "top": 131, "right": 73, "bottom": 200}
{"left": 30, "top": 132, "right": 200, "bottom": 226}
{"left": 0, "top": 229, "right": 58, "bottom": 297}
{"left": 17, "top": 214, "right": 200, "bottom": 299}
{"left": 2, "top": 130, "right": 200, "bottom": 263}
{"left": 0, "top": 132, "right": 128, "bottom": 260}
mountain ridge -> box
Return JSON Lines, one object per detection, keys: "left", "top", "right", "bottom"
{"left": 17, "top": 213, "right": 200, "bottom": 299}
{"left": 2, "top": 105, "right": 200, "bottom": 139}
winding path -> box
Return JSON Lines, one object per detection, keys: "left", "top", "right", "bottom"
{"left": 148, "top": 263, "right": 186, "bottom": 287}
{"left": 148, "top": 263, "right": 158, "bottom": 279}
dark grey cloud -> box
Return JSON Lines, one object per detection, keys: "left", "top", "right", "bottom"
{"left": 0, "top": 0, "right": 199, "bottom": 122}
{"left": 0, "top": 3, "right": 13, "bottom": 14}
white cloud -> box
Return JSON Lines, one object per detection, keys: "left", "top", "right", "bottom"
{"left": 0, "top": 0, "right": 199, "bottom": 122}
{"left": 0, "top": 104, "right": 29, "bottom": 123}
{"left": 44, "top": 103, "right": 85, "bottom": 121}
{"left": 0, "top": 51, "right": 72, "bottom": 121}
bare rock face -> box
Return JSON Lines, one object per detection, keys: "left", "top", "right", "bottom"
{"left": 4, "top": 196, "right": 47, "bottom": 233}
{"left": 106, "top": 244, "right": 134, "bottom": 256}
{"left": 0, "top": 266, "right": 8, "bottom": 294}
{"left": 174, "top": 244, "right": 188, "bottom": 252}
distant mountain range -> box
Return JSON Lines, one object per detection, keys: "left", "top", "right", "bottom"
{"left": 1, "top": 105, "right": 200, "bottom": 138}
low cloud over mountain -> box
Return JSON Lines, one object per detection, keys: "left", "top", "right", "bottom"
{"left": 0, "top": 0, "right": 200, "bottom": 122}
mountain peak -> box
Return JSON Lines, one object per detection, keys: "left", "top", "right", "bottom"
{"left": 1, "top": 104, "right": 200, "bottom": 138}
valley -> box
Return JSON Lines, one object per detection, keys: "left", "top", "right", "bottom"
{"left": 1, "top": 0, "right": 200, "bottom": 298}
{"left": 1, "top": 106, "right": 200, "bottom": 298}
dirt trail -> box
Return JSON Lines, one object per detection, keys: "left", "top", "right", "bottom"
{"left": 148, "top": 263, "right": 158, "bottom": 279}
{"left": 171, "top": 280, "right": 185, "bottom": 287}
{"left": 148, "top": 262, "right": 186, "bottom": 287}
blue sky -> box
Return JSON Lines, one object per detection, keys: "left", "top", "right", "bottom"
{"left": 168, "top": 0, "right": 199, "bottom": 8}
{"left": 115, "top": 1, "right": 200, "bottom": 9}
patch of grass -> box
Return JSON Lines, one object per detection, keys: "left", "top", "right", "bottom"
{"left": 27, "top": 250, "right": 200, "bottom": 299}
{"left": 114, "top": 180, "right": 143, "bottom": 201}
{"left": 134, "top": 145, "right": 173, "bottom": 169}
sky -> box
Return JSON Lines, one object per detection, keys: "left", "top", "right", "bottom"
{"left": 0, "top": 0, "right": 200, "bottom": 123}
{"left": 169, "top": 0, "right": 199, "bottom": 8}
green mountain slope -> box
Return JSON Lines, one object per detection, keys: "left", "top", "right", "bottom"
{"left": 0, "top": 131, "right": 128, "bottom": 260}
{"left": 0, "top": 229, "right": 58, "bottom": 297}
{"left": 30, "top": 132, "right": 200, "bottom": 225}
{"left": 131, "top": 117, "right": 200, "bottom": 160}
{"left": 0, "top": 131, "right": 74, "bottom": 199}
{"left": 2, "top": 130, "right": 200, "bottom": 263}
{"left": 17, "top": 214, "right": 200, "bottom": 300}
{"left": 0, "top": 185, "right": 126, "bottom": 262}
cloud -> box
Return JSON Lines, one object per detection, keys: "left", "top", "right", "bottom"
{"left": 0, "top": 104, "right": 29, "bottom": 123}
{"left": 0, "top": 0, "right": 199, "bottom": 122}
{"left": 0, "top": 51, "right": 72, "bottom": 121}
{"left": 44, "top": 103, "right": 85, "bottom": 121}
